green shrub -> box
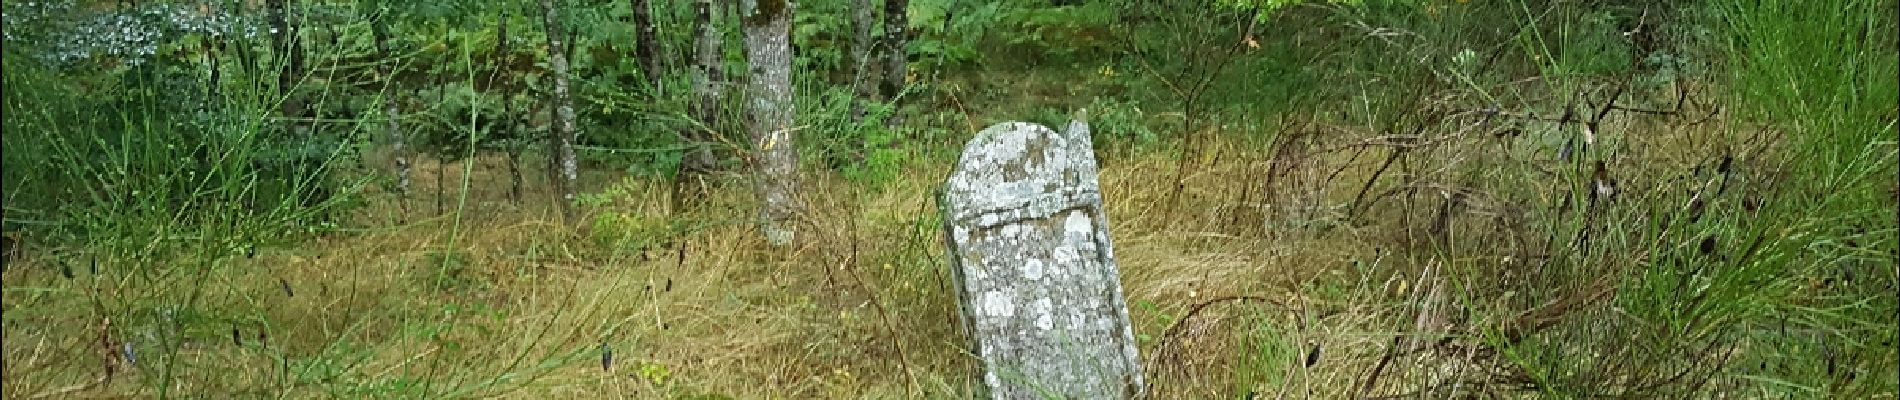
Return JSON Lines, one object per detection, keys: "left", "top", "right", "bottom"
{"left": 1088, "top": 97, "right": 1160, "bottom": 149}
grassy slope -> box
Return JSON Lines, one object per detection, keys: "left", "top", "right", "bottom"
{"left": 4, "top": 2, "right": 1897, "bottom": 399}
{"left": 3, "top": 133, "right": 1403, "bottom": 398}
{"left": 14, "top": 104, "right": 1886, "bottom": 398}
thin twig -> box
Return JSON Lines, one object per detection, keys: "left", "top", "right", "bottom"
{"left": 1355, "top": 336, "right": 1402, "bottom": 399}
{"left": 838, "top": 187, "right": 920, "bottom": 395}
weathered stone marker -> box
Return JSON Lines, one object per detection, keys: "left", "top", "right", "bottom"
{"left": 940, "top": 115, "right": 1145, "bottom": 399}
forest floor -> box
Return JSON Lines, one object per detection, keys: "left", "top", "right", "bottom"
{"left": 3, "top": 127, "right": 1434, "bottom": 398}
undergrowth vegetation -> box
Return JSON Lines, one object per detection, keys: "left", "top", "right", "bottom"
{"left": 3, "top": 0, "right": 1894, "bottom": 398}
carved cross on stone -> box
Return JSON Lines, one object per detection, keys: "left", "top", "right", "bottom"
{"left": 940, "top": 115, "right": 1146, "bottom": 399}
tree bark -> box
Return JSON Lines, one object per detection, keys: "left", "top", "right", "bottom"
{"left": 631, "top": 0, "right": 663, "bottom": 94}
{"left": 436, "top": 146, "right": 447, "bottom": 215}
{"left": 266, "top": 0, "right": 308, "bottom": 136}
{"left": 266, "top": 0, "right": 290, "bottom": 88}
{"left": 507, "top": 150, "right": 524, "bottom": 203}
{"left": 498, "top": 10, "right": 524, "bottom": 204}
{"left": 744, "top": 0, "right": 799, "bottom": 246}
{"left": 880, "top": 0, "right": 908, "bottom": 127}
{"left": 850, "top": 0, "right": 880, "bottom": 122}
{"left": 371, "top": 13, "right": 410, "bottom": 198}
{"left": 540, "top": 0, "right": 581, "bottom": 222}
{"left": 203, "top": 35, "right": 222, "bottom": 104}
{"left": 681, "top": 0, "right": 723, "bottom": 175}
{"left": 427, "top": 63, "right": 444, "bottom": 215}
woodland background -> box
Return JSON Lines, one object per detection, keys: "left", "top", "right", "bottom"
{"left": 2, "top": 0, "right": 1896, "bottom": 398}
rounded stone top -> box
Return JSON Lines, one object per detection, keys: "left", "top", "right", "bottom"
{"left": 941, "top": 120, "right": 1101, "bottom": 228}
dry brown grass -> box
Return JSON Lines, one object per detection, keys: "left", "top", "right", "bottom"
{"left": 0, "top": 128, "right": 1564, "bottom": 399}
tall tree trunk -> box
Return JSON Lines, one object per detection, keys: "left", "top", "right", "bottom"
{"left": 631, "top": 0, "right": 663, "bottom": 95}
{"left": 539, "top": 0, "right": 581, "bottom": 222}
{"left": 198, "top": 30, "right": 224, "bottom": 186}
{"left": 850, "top": 0, "right": 879, "bottom": 122}
{"left": 372, "top": 14, "right": 411, "bottom": 198}
{"left": 266, "top": 0, "right": 289, "bottom": 87}
{"left": 230, "top": 2, "right": 260, "bottom": 94}
{"left": 744, "top": 0, "right": 799, "bottom": 246}
{"left": 498, "top": 10, "right": 524, "bottom": 204}
{"left": 267, "top": 0, "right": 308, "bottom": 136}
{"left": 325, "top": 23, "right": 339, "bottom": 50}
{"left": 507, "top": 150, "right": 525, "bottom": 203}
{"left": 880, "top": 0, "right": 908, "bottom": 127}
{"left": 436, "top": 147, "right": 447, "bottom": 215}
{"left": 203, "top": 35, "right": 222, "bottom": 104}
{"left": 680, "top": 0, "right": 722, "bottom": 176}
{"left": 434, "top": 60, "right": 451, "bottom": 216}
{"left": 544, "top": 97, "right": 561, "bottom": 205}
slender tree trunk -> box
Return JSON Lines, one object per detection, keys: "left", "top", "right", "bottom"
{"left": 545, "top": 97, "right": 560, "bottom": 203}
{"left": 507, "top": 150, "right": 525, "bottom": 203}
{"left": 434, "top": 61, "right": 451, "bottom": 215}
{"left": 229, "top": 2, "right": 260, "bottom": 93}
{"left": 436, "top": 148, "right": 447, "bottom": 215}
{"left": 674, "top": 0, "right": 723, "bottom": 211}
{"left": 850, "top": 0, "right": 879, "bottom": 122}
{"left": 670, "top": 0, "right": 725, "bottom": 190}
{"left": 498, "top": 11, "right": 524, "bottom": 204}
{"left": 539, "top": 0, "right": 581, "bottom": 222}
{"left": 198, "top": 31, "right": 224, "bottom": 186}
{"left": 325, "top": 23, "right": 339, "bottom": 50}
{"left": 880, "top": 0, "right": 908, "bottom": 127}
{"left": 286, "top": 0, "right": 305, "bottom": 92}
{"left": 682, "top": 0, "right": 722, "bottom": 175}
{"left": 266, "top": 0, "right": 289, "bottom": 87}
{"left": 631, "top": 0, "right": 663, "bottom": 94}
{"left": 744, "top": 0, "right": 799, "bottom": 246}
{"left": 204, "top": 35, "right": 222, "bottom": 104}
{"left": 372, "top": 14, "right": 410, "bottom": 198}
{"left": 267, "top": 0, "right": 308, "bottom": 136}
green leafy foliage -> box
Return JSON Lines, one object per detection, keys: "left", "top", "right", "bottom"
{"left": 999, "top": 2, "right": 1119, "bottom": 61}
{"left": 1087, "top": 97, "right": 1160, "bottom": 149}
{"left": 907, "top": 0, "right": 999, "bottom": 67}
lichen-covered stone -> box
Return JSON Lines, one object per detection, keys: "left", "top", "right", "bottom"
{"left": 940, "top": 117, "right": 1145, "bottom": 399}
